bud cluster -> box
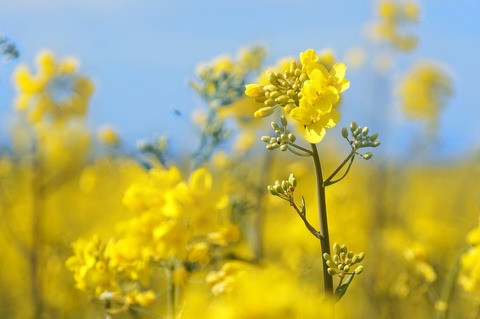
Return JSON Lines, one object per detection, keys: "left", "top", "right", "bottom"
{"left": 249, "top": 61, "right": 307, "bottom": 118}
{"left": 267, "top": 173, "right": 297, "bottom": 201}
{"left": 261, "top": 116, "right": 297, "bottom": 151}
{"left": 341, "top": 121, "right": 381, "bottom": 160}
{"left": 323, "top": 243, "right": 365, "bottom": 276}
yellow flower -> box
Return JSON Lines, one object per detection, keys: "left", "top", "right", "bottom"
{"left": 289, "top": 96, "right": 340, "bottom": 143}
{"left": 13, "top": 50, "right": 94, "bottom": 125}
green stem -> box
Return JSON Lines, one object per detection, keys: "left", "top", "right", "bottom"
{"left": 434, "top": 246, "right": 466, "bottom": 319}
{"left": 310, "top": 144, "right": 334, "bottom": 303}
{"left": 165, "top": 267, "right": 175, "bottom": 319}
{"left": 324, "top": 150, "right": 356, "bottom": 186}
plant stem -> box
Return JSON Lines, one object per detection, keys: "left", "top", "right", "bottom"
{"left": 165, "top": 267, "right": 175, "bottom": 319}
{"left": 310, "top": 144, "right": 334, "bottom": 301}
{"left": 324, "top": 150, "right": 356, "bottom": 186}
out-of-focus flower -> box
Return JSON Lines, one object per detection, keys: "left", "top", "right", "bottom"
{"left": 13, "top": 51, "right": 94, "bottom": 124}
{"left": 397, "top": 62, "right": 453, "bottom": 122}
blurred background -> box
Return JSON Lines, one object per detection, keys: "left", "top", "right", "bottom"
{"left": 1, "top": 1, "right": 480, "bottom": 319}
{"left": 1, "top": 0, "right": 479, "bottom": 158}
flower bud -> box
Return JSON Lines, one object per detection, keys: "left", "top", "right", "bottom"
{"left": 362, "top": 126, "right": 369, "bottom": 136}
{"left": 342, "top": 127, "right": 349, "bottom": 138}
{"left": 280, "top": 116, "right": 288, "bottom": 127}
{"left": 355, "top": 266, "right": 364, "bottom": 275}
{"left": 280, "top": 145, "right": 287, "bottom": 151}
{"left": 369, "top": 133, "right": 378, "bottom": 141}
{"left": 288, "top": 133, "right": 296, "bottom": 142}
{"left": 333, "top": 243, "right": 340, "bottom": 255}
{"left": 363, "top": 152, "right": 373, "bottom": 160}
{"left": 271, "top": 122, "right": 279, "bottom": 130}
{"left": 350, "top": 121, "right": 358, "bottom": 131}
{"left": 261, "top": 136, "right": 271, "bottom": 142}
{"left": 288, "top": 174, "right": 297, "bottom": 188}
{"left": 327, "top": 268, "right": 337, "bottom": 275}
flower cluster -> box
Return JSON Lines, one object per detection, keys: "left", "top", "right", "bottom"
{"left": 191, "top": 46, "right": 266, "bottom": 108}
{"left": 66, "top": 166, "right": 240, "bottom": 314}
{"left": 397, "top": 62, "right": 453, "bottom": 122}
{"left": 373, "top": 0, "right": 420, "bottom": 52}
{"left": 324, "top": 243, "right": 365, "bottom": 277}
{"left": 246, "top": 49, "right": 350, "bottom": 143}
{"left": 13, "top": 51, "right": 94, "bottom": 125}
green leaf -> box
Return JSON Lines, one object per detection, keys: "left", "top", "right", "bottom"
{"left": 334, "top": 274, "right": 355, "bottom": 303}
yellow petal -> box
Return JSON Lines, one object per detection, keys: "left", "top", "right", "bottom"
{"left": 332, "top": 63, "right": 347, "bottom": 80}
{"left": 304, "top": 122, "right": 326, "bottom": 144}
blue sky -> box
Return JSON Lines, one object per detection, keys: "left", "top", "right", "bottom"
{"left": 0, "top": 0, "right": 479, "bottom": 159}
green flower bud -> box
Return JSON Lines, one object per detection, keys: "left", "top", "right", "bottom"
{"left": 264, "top": 99, "right": 275, "bottom": 106}
{"left": 326, "top": 260, "right": 334, "bottom": 268}
{"left": 261, "top": 136, "right": 271, "bottom": 142}
{"left": 352, "top": 255, "right": 359, "bottom": 264}
{"left": 271, "top": 122, "right": 279, "bottom": 131}
{"left": 369, "top": 133, "right": 378, "bottom": 141}
{"left": 373, "top": 141, "right": 381, "bottom": 147}
{"left": 280, "top": 145, "right": 287, "bottom": 151}
{"left": 341, "top": 244, "right": 347, "bottom": 253}
{"left": 350, "top": 121, "right": 358, "bottom": 132}
{"left": 345, "top": 258, "right": 352, "bottom": 265}
{"left": 266, "top": 144, "right": 276, "bottom": 150}
{"left": 281, "top": 180, "right": 288, "bottom": 191}
{"left": 323, "top": 253, "right": 331, "bottom": 261}
{"left": 358, "top": 252, "right": 365, "bottom": 262}
{"left": 363, "top": 152, "right": 373, "bottom": 160}
{"left": 348, "top": 251, "right": 354, "bottom": 258}
{"left": 288, "top": 174, "right": 297, "bottom": 188}
{"left": 276, "top": 95, "right": 290, "bottom": 104}
{"left": 327, "top": 268, "right": 337, "bottom": 275}
{"left": 355, "top": 266, "right": 364, "bottom": 275}
{"left": 338, "top": 264, "right": 344, "bottom": 271}
{"left": 353, "top": 127, "right": 362, "bottom": 137}
{"left": 333, "top": 243, "right": 340, "bottom": 255}
{"left": 275, "top": 185, "right": 283, "bottom": 194}
{"left": 342, "top": 127, "right": 349, "bottom": 138}
{"left": 280, "top": 133, "right": 287, "bottom": 141}
{"left": 288, "top": 133, "right": 296, "bottom": 142}
{"left": 267, "top": 186, "right": 278, "bottom": 196}
{"left": 362, "top": 126, "right": 369, "bottom": 136}
{"left": 280, "top": 116, "right": 288, "bottom": 127}
{"left": 344, "top": 265, "right": 350, "bottom": 272}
